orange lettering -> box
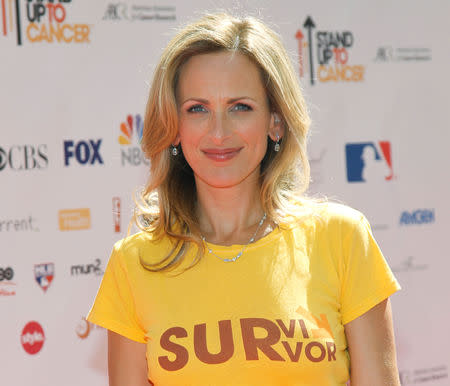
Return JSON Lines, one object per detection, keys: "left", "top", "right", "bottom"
{"left": 298, "top": 319, "right": 309, "bottom": 338}
{"left": 240, "top": 318, "right": 285, "bottom": 361}
{"left": 281, "top": 341, "right": 303, "bottom": 362}
{"left": 327, "top": 341, "right": 337, "bottom": 361}
{"left": 39, "top": 23, "right": 50, "bottom": 42}
{"left": 305, "top": 341, "right": 326, "bottom": 362}
{"left": 73, "top": 24, "right": 90, "bottom": 43}
{"left": 276, "top": 319, "right": 296, "bottom": 338}
{"left": 193, "top": 320, "right": 234, "bottom": 365}
{"left": 49, "top": 23, "right": 63, "bottom": 43}
{"left": 353, "top": 65, "right": 365, "bottom": 81}
{"left": 26, "top": 23, "right": 40, "bottom": 42}
{"left": 62, "top": 24, "right": 73, "bottom": 43}
{"left": 318, "top": 65, "right": 331, "bottom": 82}
{"left": 158, "top": 327, "right": 189, "bottom": 371}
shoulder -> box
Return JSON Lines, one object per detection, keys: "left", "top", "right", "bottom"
{"left": 285, "top": 200, "right": 369, "bottom": 238}
{"left": 317, "top": 201, "right": 366, "bottom": 226}
{"left": 112, "top": 231, "right": 173, "bottom": 264}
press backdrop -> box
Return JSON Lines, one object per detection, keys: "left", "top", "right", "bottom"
{"left": 1, "top": 1, "right": 449, "bottom": 385}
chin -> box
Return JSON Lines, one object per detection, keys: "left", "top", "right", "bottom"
{"left": 202, "top": 178, "right": 243, "bottom": 189}
{"left": 196, "top": 168, "right": 259, "bottom": 189}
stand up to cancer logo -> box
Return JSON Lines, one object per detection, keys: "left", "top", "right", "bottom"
{"left": 1, "top": 0, "right": 91, "bottom": 46}
{"left": 295, "top": 16, "right": 365, "bottom": 85}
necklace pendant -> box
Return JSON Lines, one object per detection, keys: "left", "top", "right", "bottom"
{"left": 202, "top": 212, "right": 267, "bottom": 263}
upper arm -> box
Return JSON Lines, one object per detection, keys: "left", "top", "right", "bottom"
{"left": 108, "top": 330, "right": 150, "bottom": 386}
{"left": 344, "top": 298, "right": 400, "bottom": 386}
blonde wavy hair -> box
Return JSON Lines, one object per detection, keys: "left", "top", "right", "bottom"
{"left": 135, "top": 12, "right": 312, "bottom": 271}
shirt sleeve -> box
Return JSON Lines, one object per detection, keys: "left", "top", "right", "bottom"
{"left": 86, "top": 241, "right": 147, "bottom": 343}
{"left": 340, "top": 214, "right": 401, "bottom": 325}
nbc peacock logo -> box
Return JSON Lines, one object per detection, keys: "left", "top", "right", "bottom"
{"left": 118, "top": 114, "right": 143, "bottom": 145}
{"left": 118, "top": 114, "right": 148, "bottom": 166}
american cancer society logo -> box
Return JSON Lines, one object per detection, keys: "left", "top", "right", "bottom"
{"left": 345, "top": 141, "right": 394, "bottom": 183}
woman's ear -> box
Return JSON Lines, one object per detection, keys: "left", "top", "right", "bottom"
{"left": 172, "top": 133, "right": 181, "bottom": 146}
{"left": 269, "top": 112, "right": 285, "bottom": 141}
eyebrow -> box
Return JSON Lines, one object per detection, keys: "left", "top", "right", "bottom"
{"left": 181, "top": 97, "right": 257, "bottom": 105}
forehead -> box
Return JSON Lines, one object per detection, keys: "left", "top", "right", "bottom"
{"left": 176, "top": 51, "right": 266, "bottom": 101}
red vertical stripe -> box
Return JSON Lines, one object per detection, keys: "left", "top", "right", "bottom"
{"left": 379, "top": 141, "right": 393, "bottom": 180}
{"left": 1, "top": 0, "right": 7, "bottom": 36}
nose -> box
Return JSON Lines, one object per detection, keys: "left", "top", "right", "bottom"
{"left": 209, "top": 111, "right": 231, "bottom": 144}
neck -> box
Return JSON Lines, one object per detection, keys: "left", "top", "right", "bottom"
{"left": 195, "top": 173, "right": 265, "bottom": 245}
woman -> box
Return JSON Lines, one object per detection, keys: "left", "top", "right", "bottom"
{"left": 88, "top": 13, "right": 401, "bottom": 386}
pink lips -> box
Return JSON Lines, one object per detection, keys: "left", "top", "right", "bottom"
{"left": 201, "top": 147, "right": 242, "bottom": 162}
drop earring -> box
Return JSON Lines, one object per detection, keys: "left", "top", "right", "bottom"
{"left": 274, "top": 134, "right": 280, "bottom": 152}
{"left": 171, "top": 146, "right": 178, "bottom": 156}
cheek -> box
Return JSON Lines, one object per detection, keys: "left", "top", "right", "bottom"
{"left": 178, "top": 120, "right": 200, "bottom": 146}
{"left": 241, "top": 119, "right": 270, "bottom": 151}
{"left": 178, "top": 123, "right": 203, "bottom": 167}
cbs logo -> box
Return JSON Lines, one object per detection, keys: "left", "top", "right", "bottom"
{"left": 0, "top": 267, "right": 14, "bottom": 281}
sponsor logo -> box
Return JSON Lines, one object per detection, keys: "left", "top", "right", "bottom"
{"left": 399, "top": 209, "right": 435, "bottom": 226}
{"left": 0, "top": 266, "right": 16, "bottom": 296}
{"left": 63, "top": 139, "right": 104, "bottom": 166}
{"left": 399, "top": 365, "right": 448, "bottom": 384}
{"left": 392, "top": 256, "right": 428, "bottom": 273}
{"left": 0, "top": 144, "right": 48, "bottom": 171}
{"left": 58, "top": 208, "right": 91, "bottom": 231}
{"left": 345, "top": 141, "right": 394, "bottom": 183}
{"left": 34, "top": 263, "right": 54, "bottom": 292}
{"left": 70, "top": 258, "right": 103, "bottom": 276}
{"left": 118, "top": 114, "right": 149, "bottom": 166}
{"left": 370, "top": 223, "right": 389, "bottom": 231}
{"left": 0, "top": 215, "right": 38, "bottom": 232}
{"left": 113, "top": 197, "right": 121, "bottom": 232}
{"left": 295, "top": 16, "right": 365, "bottom": 85}
{"left": 75, "top": 317, "right": 102, "bottom": 339}
{"left": 158, "top": 306, "right": 336, "bottom": 372}
{"left": 21, "top": 321, "right": 45, "bottom": 355}
{"left": 374, "top": 46, "right": 432, "bottom": 62}
{"left": 102, "top": 3, "right": 176, "bottom": 22}
{"left": 1, "top": 0, "right": 91, "bottom": 46}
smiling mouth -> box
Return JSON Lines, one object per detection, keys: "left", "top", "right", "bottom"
{"left": 201, "top": 147, "right": 243, "bottom": 162}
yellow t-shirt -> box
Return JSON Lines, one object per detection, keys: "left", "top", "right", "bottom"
{"left": 87, "top": 203, "right": 400, "bottom": 386}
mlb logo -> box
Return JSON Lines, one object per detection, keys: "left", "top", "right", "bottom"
{"left": 34, "top": 263, "right": 54, "bottom": 292}
{"left": 345, "top": 141, "right": 393, "bottom": 182}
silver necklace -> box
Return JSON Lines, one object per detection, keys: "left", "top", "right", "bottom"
{"left": 202, "top": 213, "right": 267, "bottom": 263}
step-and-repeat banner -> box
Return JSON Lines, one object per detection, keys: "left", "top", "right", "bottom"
{"left": 1, "top": 1, "right": 449, "bottom": 385}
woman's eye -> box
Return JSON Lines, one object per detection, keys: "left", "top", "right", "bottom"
{"left": 232, "top": 103, "right": 252, "bottom": 112}
{"left": 187, "top": 104, "right": 206, "bottom": 113}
